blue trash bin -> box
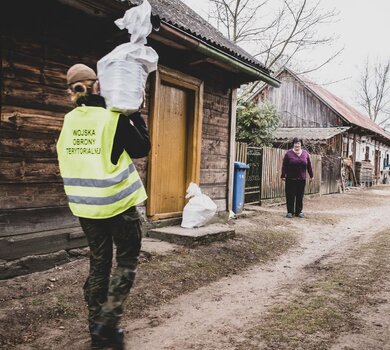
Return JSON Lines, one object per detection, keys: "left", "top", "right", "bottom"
{"left": 233, "top": 161, "right": 250, "bottom": 214}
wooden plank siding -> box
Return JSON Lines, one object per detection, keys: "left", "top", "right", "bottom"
{"left": 321, "top": 156, "right": 341, "bottom": 194}
{"left": 0, "top": 0, "right": 113, "bottom": 223}
{"left": 235, "top": 142, "right": 248, "bottom": 163}
{"left": 260, "top": 147, "right": 285, "bottom": 200}
{"left": 199, "top": 77, "right": 231, "bottom": 209}
{"left": 264, "top": 71, "right": 343, "bottom": 128}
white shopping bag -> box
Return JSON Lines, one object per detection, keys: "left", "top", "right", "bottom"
{"left": 181, "top": 183, "right": 218, "bottom": 228}
{"left": 97, "top": 0, "right": 159, "bottom": 115}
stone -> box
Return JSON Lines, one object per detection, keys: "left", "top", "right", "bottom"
{"left": 0, "top": 250, "right": 70, "bottom": 280}
{"left": 147, "top": 223, "right": 235, "bottom": 247}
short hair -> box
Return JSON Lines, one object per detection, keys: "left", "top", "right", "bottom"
{"left": 292, "top": 137, "right": 304, "bottom": 146}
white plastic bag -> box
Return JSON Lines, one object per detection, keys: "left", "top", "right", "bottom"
{"left": 115, "top": 0, "right": 152, "bottom": 46}
{"left": 97, "top": 0, "right": 159, "bottom": 115}
{"left": 181, "top": 183, "right": 218, "bottom": 228}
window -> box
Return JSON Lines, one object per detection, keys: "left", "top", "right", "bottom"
{"left": 365, "top": 146, "right": 370, "bottom": 161}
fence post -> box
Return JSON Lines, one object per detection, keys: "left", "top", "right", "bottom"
{"left": 259, "top": 147, "right": 264, "bottom": 205}
{"left": 235, "top": 142, "right": 248, "bottom": 163}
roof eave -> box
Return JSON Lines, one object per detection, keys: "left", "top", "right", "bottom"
{"left": 157, "top": 21, "right": 280, "bottom": 87}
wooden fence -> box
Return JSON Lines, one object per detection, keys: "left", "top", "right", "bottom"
{"left": 321, "top": 156, "right": 342, "bottom": 194}
{"left": 244, "top": 146, "right": 321, "bottom": 204}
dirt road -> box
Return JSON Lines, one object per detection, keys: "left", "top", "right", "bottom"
{"left": 126, "top": 186, "right": 390, "bottom": 350}
{"left": 2, "top": 186, "right": 390, "bottom": 350}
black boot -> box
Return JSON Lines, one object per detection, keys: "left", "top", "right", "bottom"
{"left": 90, "top": 323, "right": 125, "bottom": 350}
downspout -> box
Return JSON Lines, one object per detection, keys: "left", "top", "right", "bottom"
{"left": 160, "top": 23, "right": 281, "bottom": 88}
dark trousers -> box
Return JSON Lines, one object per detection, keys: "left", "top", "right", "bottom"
{"left": 285, "top": 179, "right": 306, "bottom": 215}
{"left": 79, "top": 207, "right": 142, "bottom": 328}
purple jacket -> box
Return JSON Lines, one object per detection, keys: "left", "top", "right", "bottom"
{"left": 281, "top": 149, "right": 313, "bottom": 180}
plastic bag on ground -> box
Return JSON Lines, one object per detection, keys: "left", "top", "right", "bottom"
{"left": 181, "top": 183, "right": 218, "bottom": 229}
{"left": 97, "top": 0, "right": 159, "bottom": 115}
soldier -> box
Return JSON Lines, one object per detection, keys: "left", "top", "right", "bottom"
{"left": 56, "top": 63, "right": 150, "bottom": 349}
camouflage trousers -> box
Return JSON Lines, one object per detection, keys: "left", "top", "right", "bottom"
{"left": 79, "top": 207, "right": 142, "bottom": 328}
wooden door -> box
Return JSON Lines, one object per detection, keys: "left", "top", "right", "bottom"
{"left": 148, "top": 66, "right": 203, "bottom": 220}
{"left": 375, "top": 150, "right": 380, "bottom": 182}
{"left": 154, "top": 83, "right": 188, "bottom": 216}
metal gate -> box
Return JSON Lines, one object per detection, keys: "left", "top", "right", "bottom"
{"left": 244, "top": 146, "right": 262, "bottom": 204}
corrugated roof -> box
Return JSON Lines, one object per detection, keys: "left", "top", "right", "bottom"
{"left": 284, "top": 68, "right": 390, "bottom": 140}
{"left": 274, "top": 127, "right": 350, "bottom": 141}
{"left": 145, "top": 0, "right": 270, "bottom": 74}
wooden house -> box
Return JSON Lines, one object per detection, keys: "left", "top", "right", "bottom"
{"left": 251, "top": 67, "right": 390, "bottom": 194}
{"left": 0, "top": 0, "right": 280, "bottom": 277}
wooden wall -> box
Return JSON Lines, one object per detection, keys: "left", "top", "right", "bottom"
{"left": 321, "top": 155, "right": 341, "bottom": 194}
{"left": 200, "top": 74, "right": 231, "bottom": 209}
{"left": 1, "top": 0, "right": 235, "bottom": 264}
{"left": 1, "top": 2, "right": 117, "bottom": 206}
{"left": 262, "top": 71, "right": 344, "bottom": 128}
{"left": 0, "top": 1, "right": 121, "bottom": 264}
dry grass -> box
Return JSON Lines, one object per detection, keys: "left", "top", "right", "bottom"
{"left": 238, "top": 229, "right": 390, "bottom": 350}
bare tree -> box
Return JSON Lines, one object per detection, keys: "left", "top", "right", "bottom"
{"left": 209, "top": 0, "right": 271, "bottom": 43}
{"left": 209, "top": 0, "right": 341, "bottom": 89}
{"left": 357, "top": 58, "right": 390, "bottom": 127}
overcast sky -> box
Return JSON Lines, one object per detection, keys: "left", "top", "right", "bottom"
{"left": 181, "top": 0, "right": 390, "bottom": 116}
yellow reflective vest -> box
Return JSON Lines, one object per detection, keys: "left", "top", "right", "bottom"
{"left": 56, "top": 106, "right": 147, "bottom": 219}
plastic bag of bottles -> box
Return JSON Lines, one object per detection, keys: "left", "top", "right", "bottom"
{"left": 97, "top": 0, "right": 159, "bottom": 115}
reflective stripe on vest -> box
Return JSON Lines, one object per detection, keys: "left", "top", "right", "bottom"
{"left": 56, "top": 106, "right": 147, "bottom": 219}
{"left": 62, "top": 163, "right": 136, "bottom": 188}
{"left": 67, "top": 179, "right": 143, "bottom": 205}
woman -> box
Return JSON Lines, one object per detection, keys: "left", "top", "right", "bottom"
{"left": 56, "top": 63, "right": 150, "bottom": 349}
{"left": 281, "top": 137, "right": 313, "bottom": 218}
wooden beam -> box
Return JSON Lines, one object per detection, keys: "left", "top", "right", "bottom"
{"left": 352, "top": 133, "right": 357, "bottom": 166}
{"left": 227, "top": 88, "right": 237, "bottom": 212}
{"left": 0, "top": 227, "right": 85, "bottom": 261}
{"left": 1, "top": 37, "right": 3, "bottom": 120}
{"left": 0, "top": 206, "right": 78, "bottom": 238}
{"left": 0, "top": 157, "right": 60, "bottom": 184}
{"left": 55, "top": 0, "right": 125, "bottom": 17}
{"left": 2, "top": 78, "right": 71, "bottom": 113}
{"left": 0, "top": 182, "right": 68, "bottom": 210}
{"left": 149, "top": 33, "right": 190, "bottom": 51}
{"left": 0, "top": 128, "right": 59, "bottom": 157}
